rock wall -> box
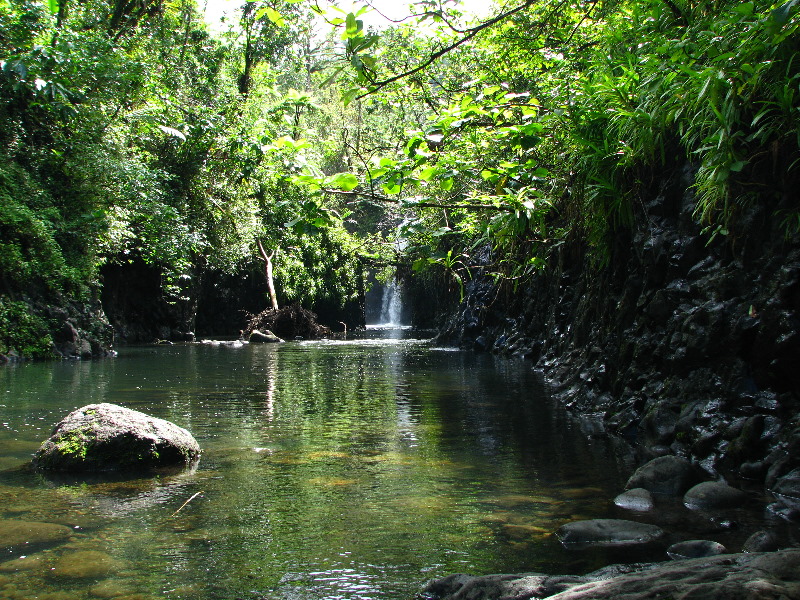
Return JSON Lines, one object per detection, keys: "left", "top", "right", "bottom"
{"left": 47, "top": 299, "right": 116, "bottom": 359}
{"left": 437, "top": 163, "right": 800, "bottom": 492}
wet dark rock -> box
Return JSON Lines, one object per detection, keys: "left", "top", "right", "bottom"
{"left": 433, "top": 160, "right": 800, "bottom": 507}
{"left": 556, "top": 519, "right": 665, "bottom": 548}
{"left": 417, "top": 572, "right": 590, "bottom": 600}
{"left": 545, "top": 550, "right": 800, "bottom": 600}
{"left": 740, "top": 460, "right": 768, "bottom": 480}
{"left": 766, "top": 501, "right": 800, "bottom": 522}
{"left": 625, "top": 456, "right": 705, "bottom": 496}
{"left": 771, "top": 468, "right": 800, "bottom": 511}
{"left": 613, "top": 488, "right": 655, "bottom": 512}
{"left": 683, "top": 480, "right": 748, "bottom": 510}
{"left": 742, "top": 530, "right": 780, "bottom": 553}
{"left": 666, "top": 539, "right": 727, "bottom": 560}
{"left": 32, "top": 403, "right": 201, "bottom": 473}
{"left": 419, "top": 550, "right": 800, "bottom": 600}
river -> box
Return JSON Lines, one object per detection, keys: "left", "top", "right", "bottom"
{"left": 0, "top": 333, "right": 633, "bottom": 599}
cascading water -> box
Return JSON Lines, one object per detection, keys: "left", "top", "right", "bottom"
{"left": 378, "top": 278, "right": 404, "bottom": 326}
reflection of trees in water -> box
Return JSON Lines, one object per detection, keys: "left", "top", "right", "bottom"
{"left": 0, "top": 342, "right": 637, "bottom": 598}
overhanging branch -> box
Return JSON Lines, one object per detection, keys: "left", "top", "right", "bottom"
{"left": 356, "top": 0, "right": 536, "bottom": 99}
{"left": 320, "top": 188, "right": 517, "bottom": 212}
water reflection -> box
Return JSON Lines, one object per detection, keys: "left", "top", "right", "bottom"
{"left": 0, "top": 339, "right": 632, "bottom": 599}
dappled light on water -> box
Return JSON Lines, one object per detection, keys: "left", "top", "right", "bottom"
{"left": 0, "top": 337, "right": 631, "bottom": 599}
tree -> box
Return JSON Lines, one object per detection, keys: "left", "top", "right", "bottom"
{"left": 257, "top": 239, "right": 279, "bottom": 310}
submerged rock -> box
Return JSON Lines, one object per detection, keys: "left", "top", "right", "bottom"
{"left": 625, "top": 456, "right": 704, "bottom": 496}
{"left": 0, "top": 554, "right": 48, "bottom": 572}
{"left": 683, "top": 480, "right": 747, "bottom": 510}
{"left": 0, "top": 519, "right": 74, "bottom": 552}
{"left": 32, "top": 403, "right": 200, "bottom": 473}
{"left": 556, "top": 519, "right": 665, "bottom": 548}
{"left": 50, "top": 550, "right": 122, "bottom": 579}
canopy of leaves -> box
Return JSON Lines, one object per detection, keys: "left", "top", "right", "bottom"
{"left": 1, "top": 0, "right": 798, "bottom": 355}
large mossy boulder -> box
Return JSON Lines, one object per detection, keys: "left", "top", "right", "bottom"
{"left": 33, "top": 403, "right": 200, "bottom": 473}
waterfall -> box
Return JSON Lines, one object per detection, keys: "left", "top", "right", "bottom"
{"left": 378, "top": 279, "right": 403, "bottom": 326}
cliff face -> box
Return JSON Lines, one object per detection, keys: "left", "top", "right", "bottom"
{"left": 437, "top": 163, "right": 800, "bottom": 491}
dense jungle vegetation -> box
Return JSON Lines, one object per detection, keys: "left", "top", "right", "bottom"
{"left": 0, "top": 0, "right": 798, "bottom": 357}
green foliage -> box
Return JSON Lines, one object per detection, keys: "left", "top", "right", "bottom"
{"left": 0, "top": 157, "right": 88, "bottom": 296}
{"left": 302, "top": 0, "right": 800, "bottom": 287}
{"left": 2, "top": 0, "right": 799, "bottom": 354}
{"left": 567, "top": 0, "right": 800, "bottom": 231}
{"left": 0, "top": 298, "right": 53, "bottom": 357}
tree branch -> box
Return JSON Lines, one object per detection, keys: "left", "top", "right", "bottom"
{"left": 320, "top": 188, "right": 517, "bottom": 212}
{"left": 356, "top": 0, "right": 536, "bottom": 99}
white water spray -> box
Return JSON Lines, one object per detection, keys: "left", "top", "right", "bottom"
{"left": 378, "top": 278, "right": 403, "bottom": 326}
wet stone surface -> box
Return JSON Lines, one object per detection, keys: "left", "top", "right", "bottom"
{"left": 556, "top": 519, "right": 665, "bottom": 549}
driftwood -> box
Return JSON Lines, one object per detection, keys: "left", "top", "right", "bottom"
{"left": 243, "top": 304, "right": 331, "bottom": 340}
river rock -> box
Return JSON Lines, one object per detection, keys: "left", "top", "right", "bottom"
{"left": 418, "top": 572, "right": 592, "bottom": 600}
{"left": 0, "top": 554, "right": 48, "bottom": 572}
{"left": 249, "top": 329, "right": 284, "bottom": 343}
{"left": 771, "top": 468, "right": 800, "bottom": 510}
{"left": 420, "top": 550, "right": 800, "bottom": 599}
{"left": 666, "top": 539, "right": 727, "bottom": 560}
{"left": 613, "top": 488, "right": 655, "bottom": 512}
{"left": 743, "top": 530, "right": 780, "bottom": 553}
{"left": 542, "top": 549, "right": 800, "bottom": 599}
{"left": 625, "top": 456, "right": 704, "bottom": 496}
{"left": 32, "top": 403, "right": 201, "bottom": 473}
{"left": 683, "top": 480, "right": 747, "bottom": 510}
{"left": 0, "top": 519, "right": 74, "bottom": 551}
{"left": 89, "top": 580, "right": 139, "bottom": 598}
{"left": 556, "top": 519, "right": 665, "bottom": 548}
{"left": 50, "top": 550, "right": 121, "bottom": 578}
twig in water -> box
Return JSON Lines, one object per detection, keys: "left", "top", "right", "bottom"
{"left": 170, "top": 491, "right": 204, "bottom": 517}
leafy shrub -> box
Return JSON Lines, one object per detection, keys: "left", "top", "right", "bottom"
{"left": 0, "top": 298, "right": 53, "bottom": 358}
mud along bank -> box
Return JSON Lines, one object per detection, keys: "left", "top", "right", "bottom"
{"left": 436, "top": 162, "right": 800, "bottom": 505}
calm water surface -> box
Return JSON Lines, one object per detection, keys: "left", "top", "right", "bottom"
{"left": 0, "top": 334, "right": 633, "bottom": 599}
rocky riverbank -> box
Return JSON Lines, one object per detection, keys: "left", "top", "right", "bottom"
{"left": 418, "top": 548, "right": 800, "bottom": 599}
{"left": 436, "top": 161, "right": 800, "bottom": 505}
{"left": 417, "top": 450, "right": 799, "bottom": 598}
{"left": 431, "top": 161, "right": 799, "bottom": 598}
{"left": 0, "top": 297, "right": 115, "bottom": 363}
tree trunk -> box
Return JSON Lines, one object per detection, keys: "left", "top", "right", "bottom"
{"left": 257, "top": 239, "right": 279, "bottom": 310}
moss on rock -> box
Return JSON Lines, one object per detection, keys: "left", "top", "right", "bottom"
{"left": 33, "top": 403, "right": 200, "bottom": 473}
